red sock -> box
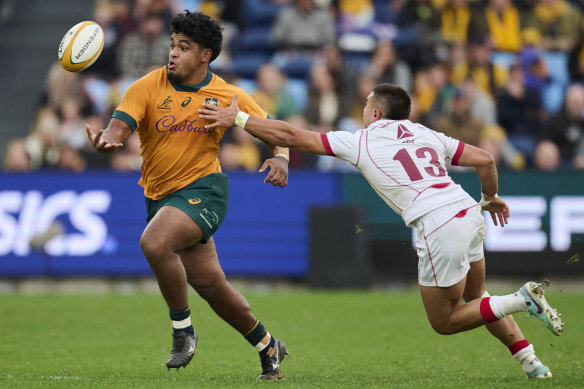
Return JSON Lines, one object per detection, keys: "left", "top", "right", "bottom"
{"left": 508, "top": 339, "right": 530, "bottom": 356}
{"left": 479, "top": 297, "right": 499, "bottom": 323}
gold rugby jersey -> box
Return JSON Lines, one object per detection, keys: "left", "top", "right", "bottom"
{"left": 113, "top": 67, "right": 268, "bottom": 200}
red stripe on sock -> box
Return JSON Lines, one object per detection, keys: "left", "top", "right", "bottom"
{"left": 479, "top": 297, "right": 499, "bottom": 323}
{"left": 508, "top": 339, "right": 530, "bottom": 356}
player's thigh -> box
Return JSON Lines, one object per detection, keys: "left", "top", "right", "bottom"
{"left": 141, "top": 205, "right": 204, "bottom": 254}
{"left": 179, "top": 237, "right": 226, "bottom": 287}
{"left": 417, "top": 205, "right": 485, "bottom": 288}
{"left": 419, "top": 277, "right": 466, "bottom": 327}
{"left": 463, "top": 258, "right": 487, "bottom": 302}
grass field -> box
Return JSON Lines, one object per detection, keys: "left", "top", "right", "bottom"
{"left": 0, "top": 286, "right": 582, "bottom": 388}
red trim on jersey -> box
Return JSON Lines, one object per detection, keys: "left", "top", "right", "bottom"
{"left": 508, "top": 339, "right": 530, "bottom": 356}
{"left": 454, "top": 209, "right": 468, "bottom": 218}
{"left": 480, "top": 297, "right": 499, "bottom": 323}
{"left": 451, "top": 141, "right": 465, "bottom": 166}
{"left": 412, "top": 182, "right": 451, "bottom": 202}
{"left": 424, "top": 204, "right": 479, "bottom": 238}
{"left": 368, "top": 120, "right": 394, "bottom": 132}
{"left": 320, "top": 133, "right": 334, "bottom": 156}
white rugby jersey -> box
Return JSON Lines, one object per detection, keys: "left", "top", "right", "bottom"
{"left": 321, "top": 119, "right": 475, "bottom": 226}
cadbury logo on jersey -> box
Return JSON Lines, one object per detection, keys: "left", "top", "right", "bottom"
{"left": 397, "top": 124, "right": 414, "bottom": 140}
{"left": 156, "top": 115, "right": 215, "bottom": 136}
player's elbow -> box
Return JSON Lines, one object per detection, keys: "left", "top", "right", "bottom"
{"left": 475, "top": 149, "right": 495, "bottom": 168}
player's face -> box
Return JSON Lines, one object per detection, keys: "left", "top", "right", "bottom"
{"left": 363, "top": 92, "right": 379, "bottom": 127}
{"left": 168, "top": 33, "right": 211, "bottom": 84}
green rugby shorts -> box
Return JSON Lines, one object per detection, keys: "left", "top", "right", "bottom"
{"left": 145, "top": 173, "right": 229, "bottom": 242}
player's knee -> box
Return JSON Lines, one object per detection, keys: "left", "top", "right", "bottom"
{"left": 428, "top": 318, "right": 458, "bottom": 335}
{"left": 139, "top": 235, "right": 169, "bottom": 262}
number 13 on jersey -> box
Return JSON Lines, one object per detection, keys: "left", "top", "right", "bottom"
{"left": 393, "top": 147, "right": 446, "bottom": 182}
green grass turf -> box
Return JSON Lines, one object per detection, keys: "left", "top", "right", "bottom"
{"left": 0, "top": 287, "right": 582, "bottom": 388}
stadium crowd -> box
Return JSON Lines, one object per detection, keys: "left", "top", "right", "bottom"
{"left": 3, "top": 0, "right": 584, "bottom": 173}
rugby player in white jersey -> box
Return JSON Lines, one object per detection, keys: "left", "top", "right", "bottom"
{"left": 199, "top": 83, "right": 564, "bottom": 379}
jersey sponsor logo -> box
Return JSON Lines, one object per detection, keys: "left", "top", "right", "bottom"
{"left": 204, "top": 97, "right": 218, "bottom": 107}
{"left": 156, "top": 115, "right": 215, "bottom": 136}
{"left": 181, "top": 96, "right": 192, "bottom": 107}
{"left": 397, "top": 124, "right": 414, "bottom": 140}
{"left": 188, "top": 198, "right": 201, "bottom": 205}
{"left": 157, "top": 96, "right": 173, "bottom": 110}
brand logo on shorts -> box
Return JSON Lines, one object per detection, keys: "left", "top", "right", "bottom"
{"left": 157, "top": 96, "right": 173, "bottom": 110}
{"left": 397, "top": 124, "right": 414, "bottom": 140}
{"left": 181, "top": 96, "right": 192, "bottom": 107}
{"left": 205, "top": 97, "right": 218, "bottom": 107}
{"left": 189, "top": 198, "right": 201, "bottom": 205}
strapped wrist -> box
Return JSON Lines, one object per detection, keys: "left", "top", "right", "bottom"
{"left": 235, "top": 111, "right": 250, "bottom": 128}
{"left": 275, "top": 153, "right": 289, "bottom": 163}
{"left": 479, "top": 193, "right": 498, "bottom": 208}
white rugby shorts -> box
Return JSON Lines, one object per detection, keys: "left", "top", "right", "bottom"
{"left": 414, "top": 199, "right": 486, "bottom": 287}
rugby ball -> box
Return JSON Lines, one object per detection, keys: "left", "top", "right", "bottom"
{"left": 57, "top": 21, "right": 104, "bottom": 72}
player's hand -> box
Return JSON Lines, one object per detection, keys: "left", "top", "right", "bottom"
{"left": 482, "top": 196, "right": 510, "bottom": 227}
{"left": 86, "top": 124, "right": 123, "bottom": 154}
{"left": 199, "top": 94, "right": 240, "bottom": 129}
{"left": 259, "top": 156, "right": 288, "bottom": 187}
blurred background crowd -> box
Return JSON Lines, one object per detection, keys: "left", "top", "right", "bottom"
{"left": 3, "top": 0, "right": 584, "bottom": 173}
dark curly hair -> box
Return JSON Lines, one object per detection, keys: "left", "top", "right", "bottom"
{"left": 170, "top": 10, "right": 223, "bottom": 63}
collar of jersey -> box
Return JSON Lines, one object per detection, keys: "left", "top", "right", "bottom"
{"left": 167, "top": 68, "right": 213, "bottom": 92}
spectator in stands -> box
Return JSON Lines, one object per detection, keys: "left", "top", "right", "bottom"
{"left": 59, "top": 97, "right": 91, "bottom": 151}
{"left": 440, "top": 0, "right": 472, "bottom": 45}
{"left": 568, "top": 38, "right": 584, "bottom": 83}
{"left": 334, "top": 0, "right": 375, "bottom": 34}
{"left": 26, "top": 108, "right": 61, "bottom": 169}
{"left": 450, "top": 35, "right": 508, "bottom": 98}
{"left": 539, "top": 84, "right": 584, "bottom": 168}
{"left": 111, "top": 134, "right": 142, "bottom": 171}
{"left": 270, "top": 0, "right": 335, "bottom": 53}
{"left": 479, "top": 124, "right": 527, "bottom": 171}
{"left": 417, "top": 62, "right": 456, "bottom": 128}
{"left": 497, "top": 64, "right": 546, "bottom": 163}
{"left": 218, "top": 127, "right": 263, "bottom": 171}
{"left": 345, "top": 72, "right": 377, "bottom": 129}
{"left": 251, "top": 64, "right": 300, "bottom": 120}
{"left": 91, "top": 0, "right": 136, "bottom": 79}
{"left": 394, "top": 0, "right": 444, "bottom": 67}
{"left": 317, "top": 43, "right": 360, "bottom": 99}
{"left": 117, "top": 13, "right": 169, "bottom": 79}
{"left": 43, "top": 62, "right": 84, "bottom": 115}
{"left": 305, "top": 63, "right": 349, "bottom": 132}
{"left": 2, "top": 139, "right": 32, "bottom": 172}
{"left": 133, "top": 0, "right": 176, "bottom": 30}
{"left": 534, "top": 140, "right": 561, "bottom": 171}
{"left": 434, "top": 87, "right": 486, "bottom": 147}
{"left": 56, "top": 145, "right": 86, "bottom": 172}
{"left": 519, "top": 45, "right": 550, "bottom": 100}
{"left": 460, "top": 76, "right": 497, "bottom": 126}
{"left": 366, "top": 40, "right": 413, "bottom": 93}
{"left": 523, "top": 0, "right": 583, "bottom": 52}
{"left": 468, "top": 0, "right": 524, "bottom": 52}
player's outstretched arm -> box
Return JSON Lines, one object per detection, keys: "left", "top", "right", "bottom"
{"left": 199, "top": 95, "right": 327, "bottom": 155}
{"left": 456, "top": 143, "right": 510, "bottom": 226}
{"left": 86, "top": 118, "right": 132, "bottom": 154}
